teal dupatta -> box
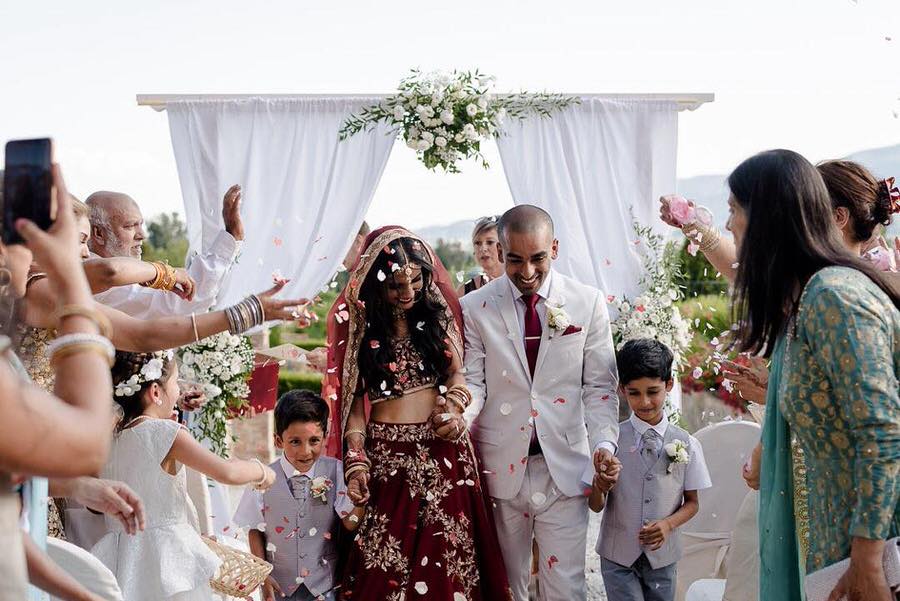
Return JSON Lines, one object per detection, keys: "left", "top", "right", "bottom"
{"left": 758, "top": 335, "right": 805, "bottom": 601}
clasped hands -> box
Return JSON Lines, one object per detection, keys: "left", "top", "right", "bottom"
{"left": 429, "top": 396, "right": 467, "bottom": 441}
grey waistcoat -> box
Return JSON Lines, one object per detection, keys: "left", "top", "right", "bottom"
{"left": 262, "top": 457, "right": 340, "bottom": 596}
{"left": 598, "top": 420, "right": 692, "bottom": 569}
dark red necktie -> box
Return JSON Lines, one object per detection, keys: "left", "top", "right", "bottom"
{"left": 523, "top": 294, "right": 542, "bottom": 377}
{"left": 523, "top": 294, "right": 542, "bottom": 455}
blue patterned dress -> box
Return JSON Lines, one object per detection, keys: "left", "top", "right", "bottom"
{"left": 760, "top": 266, "right": 900, "bottom": 600}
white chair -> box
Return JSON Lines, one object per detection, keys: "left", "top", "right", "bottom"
{"left": 46, "top": 536, "right": 123, "bottom": 601}
{"left": 676, "top": 420, "right": 760, "bottom": 601}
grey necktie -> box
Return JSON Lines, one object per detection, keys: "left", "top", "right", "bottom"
{"left": 641, "top": 429, "right": 663, "bottom": 461}
{"left": 288, "top": 475, "right": 310, "bottom": 501}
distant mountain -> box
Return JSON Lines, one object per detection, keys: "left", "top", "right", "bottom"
{"left": 678, "top": 143, "right": 900, "bottom": 235}
{"left": 418, "top": 143, "right": 900, "bottom": 238}
{"left": 417, "top": 219, "right": 475, "bottom": 246}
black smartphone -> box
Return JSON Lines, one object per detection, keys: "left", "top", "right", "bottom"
{"left": 2, "top": 138, "right": 55, "bottom": 245}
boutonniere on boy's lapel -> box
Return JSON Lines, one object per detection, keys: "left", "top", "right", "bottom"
{"left": 310, "top": 476, "right": 333, "bottom": 503}
{"left": 546, "top": 304, "right": 582, "bottom": 336}
{"left": 664, "top": 440, "right": 690, "bottom": 474}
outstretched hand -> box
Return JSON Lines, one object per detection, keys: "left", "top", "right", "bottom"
{"left": 255, "top": 280, "right": 313, "bottom": 328}
{"left": 70, "top": 477, "right": 146, "bottom": 535}
{"left": 222, "top": 184, "right": 244, "bottom": 241}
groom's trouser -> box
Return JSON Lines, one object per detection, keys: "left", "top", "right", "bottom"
{"left": 491, "top": 454, "right": 588, "bottom": 601}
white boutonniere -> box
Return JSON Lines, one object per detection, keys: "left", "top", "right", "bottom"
{"left": 546, "top": 304, "right": 571, "bottom": 332}
{"left": 664, "top": 440, "right": 690, "bottom": 474}
{"left": 310, "top": 476, "right": 333, "bottom": 503}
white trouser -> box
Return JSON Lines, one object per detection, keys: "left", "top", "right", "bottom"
{"left": 491, "top": 455, "right": 588, "bottom": 601}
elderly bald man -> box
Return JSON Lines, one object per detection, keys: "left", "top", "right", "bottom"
{"left": 86, "top": 184, "right": 244, "bottom": 320}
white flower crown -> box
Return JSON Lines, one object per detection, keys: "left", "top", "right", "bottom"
{"left": 114, "top": 350, "right": 174, "bottom": 397}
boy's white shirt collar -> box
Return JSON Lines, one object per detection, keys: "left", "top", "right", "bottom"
{"left": 279, "top": 455, "right": 317, "bottom": 479}
{"left": 629, "top": 412, "right": 669, "bottom": 438}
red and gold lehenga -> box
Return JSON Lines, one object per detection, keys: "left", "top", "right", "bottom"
{"left": 325, "top": 226, "right": 512, "bottom": 601}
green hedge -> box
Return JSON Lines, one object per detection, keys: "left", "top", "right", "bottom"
{"left": 278, "top": 371, "right": 323, "bottom": 397}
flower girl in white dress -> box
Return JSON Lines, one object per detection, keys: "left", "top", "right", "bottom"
{"left": 93, "top": 350, "right": 277, "bottom": 601}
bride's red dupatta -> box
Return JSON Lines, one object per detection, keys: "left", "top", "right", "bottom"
{"left": 323, "top": 226, "right": 464, "bottom": 458}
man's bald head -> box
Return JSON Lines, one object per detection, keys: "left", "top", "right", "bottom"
{"left": 497, "top": 204, "right": 554, "bottom": 245}
{"left": 85, "top": 191, "right": 146, "bottom": 258}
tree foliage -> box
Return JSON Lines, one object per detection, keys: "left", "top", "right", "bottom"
{"left": 142, "top": 212, "right": 189, "bottom": 267}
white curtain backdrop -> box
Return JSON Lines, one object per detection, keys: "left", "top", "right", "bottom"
{"left": 166, "top": 97, "right": 395, "bottom": 307}
{"left": 496, "top": 98, "right": 679, "bottom": 301}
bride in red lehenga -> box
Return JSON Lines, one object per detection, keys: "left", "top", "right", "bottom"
{"left": 324, "top": 226, "right": 512, "bottom": 601}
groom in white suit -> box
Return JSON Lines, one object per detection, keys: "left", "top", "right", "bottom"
{"left": 460, "top": 205, "right": 620, "bottom": 601}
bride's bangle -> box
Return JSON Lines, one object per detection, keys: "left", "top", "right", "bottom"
{"left": 344, "top": 428, "right": 366, "bottom": 440}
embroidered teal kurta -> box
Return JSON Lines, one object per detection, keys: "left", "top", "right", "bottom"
{"left": 761, "top": 266, "right": 900, "bottom": 600}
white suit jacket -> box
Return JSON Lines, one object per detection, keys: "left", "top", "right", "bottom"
{"left": 461, "top": 271, "right": 619, "bottom": 499}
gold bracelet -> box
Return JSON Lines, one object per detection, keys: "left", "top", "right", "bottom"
{"left": 53, "top": 305, "right": 113, "bottom": 339}
{"left": 49, "top": 342, "right": 115, "bottom": 367}
{"left": 160, "top": 263, "right": 177, "bottom": 292}
{"left": 190, "top": 313, "right": 200, "bottom": 342}
{"left": 344, "top": 464, "right": 370, "bottom": 480}
{"left": 446, "top": 394, "right": 467, "bottom": 413}
{"left": 140, "top": 262, "right": 164, "bottom": 289}
{"left": 343, "top": 428, "right": 367, "bottom": 440}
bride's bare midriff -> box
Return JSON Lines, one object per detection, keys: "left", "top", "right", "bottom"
{"left": 369, "top": 386, "right": 440, "bottom": 424}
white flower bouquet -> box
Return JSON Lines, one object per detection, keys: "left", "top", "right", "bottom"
{"left": 178, "top": 332, "right": 256, "bottom": 457}
{"left": 340, "top": 69, "right": 579, "bottom": 173}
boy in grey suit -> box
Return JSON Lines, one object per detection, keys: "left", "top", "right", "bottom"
{"left": 588, "top": 339, "right": 712, "bottom": 601}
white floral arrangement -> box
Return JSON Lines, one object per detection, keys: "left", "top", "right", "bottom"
{"left": 610, "top": 221, "right": 693, "bottom": 423}
{"left": 178, "top": 332, "right": 256, "bottom": 457}
{"left": 664, "top": 439, "right": 690, "bottom": 473}
{"left": 310, "top": 476, "right": 333, "bottom": 503}
{"left": 339, "top": 69, "right": 579, "bottom": 173}
{"left": 115, "top": 350, "right": 174, "bottom": 397}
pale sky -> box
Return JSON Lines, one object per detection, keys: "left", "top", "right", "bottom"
{"left": 1, "top": 0, "right": 898, "bottom": 229}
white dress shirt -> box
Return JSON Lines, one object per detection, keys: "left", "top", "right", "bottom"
{"left": 232, "top": 456, "right": 355, "bottom": 529}
{"left": 508, "top": 270, "right": 616, "bottom": 458}
{"left": 93, "top": 230, "right": 240, "bottom": 319}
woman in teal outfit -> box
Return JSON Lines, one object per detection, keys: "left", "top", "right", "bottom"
{"left": 724, "top": 150, "right": 900, "bottom": 601}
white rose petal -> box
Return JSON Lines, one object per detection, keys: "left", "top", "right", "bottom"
{"left": 414, "top": 582, "right": 428, "bottom": 595}
{"left": 309, "top": 527, "right": 317, "bottom": 536}
{"left": 531, "top": 492, "right": 547, "bottom": 506}
{"left": 454, "top": 594, "right": 468, "bottom": 601}
{"left": 499, "top": 403, "right": 512, "bottom": 416}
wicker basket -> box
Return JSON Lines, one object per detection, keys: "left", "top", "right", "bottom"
{"left": 202, "top": 536, "right": 273, "bottom": 598}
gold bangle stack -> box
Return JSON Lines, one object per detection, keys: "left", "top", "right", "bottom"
{"left": 53, "top": 305, "right": 113, "bottom": 339}
{"left": 141, "top": 261, "right": 177, "bottom": 291}
{"left": 683, "top": 222, "right": 722, "bottom": 254}
{"left": 444, "top": 385, "right": 472, "bottom": 413}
